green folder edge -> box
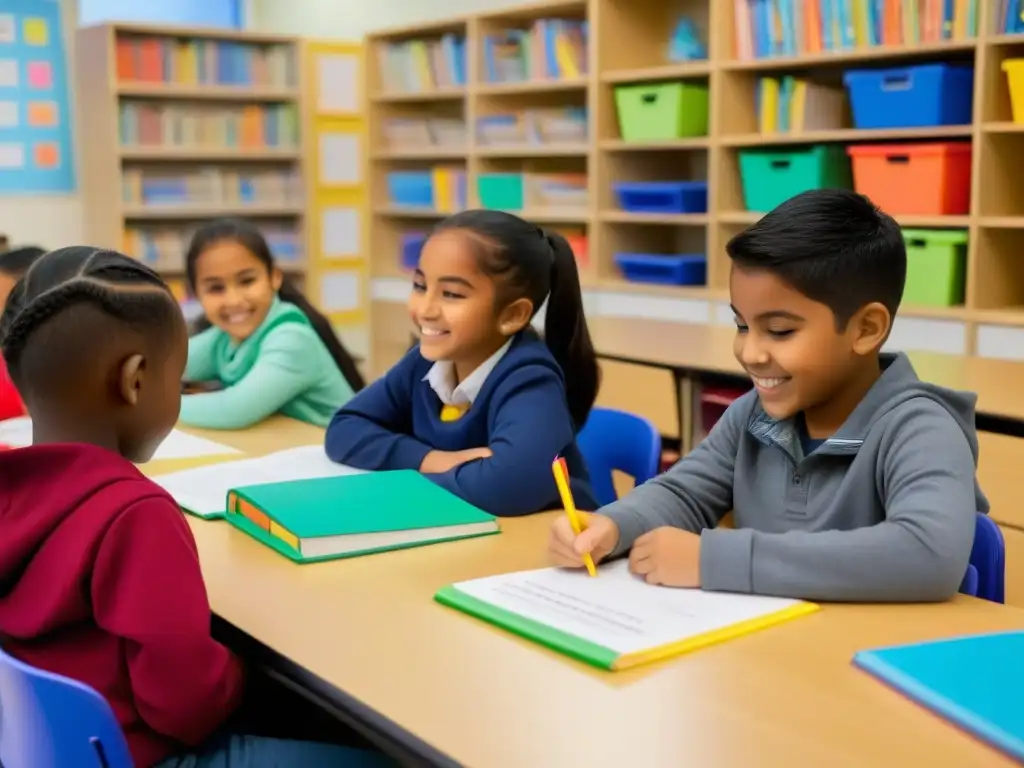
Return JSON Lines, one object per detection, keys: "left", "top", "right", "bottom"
{"left": 225, "top": 510, "right": 500, "bottom": 564}
{"left": 181, "top": 507, "right": 225, "bottom": 521}
{"left": 434, "top": 585, "right": 619, "bottom": 670}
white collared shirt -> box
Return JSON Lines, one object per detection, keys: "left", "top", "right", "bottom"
{"left": 423, "top": 339, "right": 513, "bottom": 406}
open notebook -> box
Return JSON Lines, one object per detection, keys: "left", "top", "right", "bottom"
{"left": 854, "top": 631, "right": 1024, "bottom": 762}
{"left": 436, "top": 560, "right": 818, "bottom": 671}
{"left": 0, "top": 417, "right": 239, "bottom": 461}
{"left": 226, "top": 470, "right": 499, "bottom": 562}
{"left": 153, "top": 444, "right": 361, "bottom": 519}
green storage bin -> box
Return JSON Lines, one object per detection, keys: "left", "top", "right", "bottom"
{"left": 738, "top": 145, "right": 852, "bottom": 212}
{"left": 902, "top": 228, "right": 967, "bottom": 307}
{"left": 477, "top": 173, "right": 524, "bottom": 210}
{"left": 614, "top": 82, "right": 709, "bottom": 141}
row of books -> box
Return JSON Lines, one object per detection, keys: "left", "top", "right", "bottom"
{"left": 116, "top": 36, "right": 296, "bottom": 87}
{"left": 733, "top": 0, "right": 979, "bottom": 60}
{"left": 757, "top": 76, "right": 847, "bottom": 133}
{"left": 376, "top": 34, "right": 466, "bottom": 94}
{"left": 998, "top": 1, "right": 1024, "bottom": 33}
{"left": 477, "top": 107, "right": 587, "bottom": 146}
{"left": 484, "top": 18, "right": 588, "bottom": 83}
{"left": 119, "top": 103, "right": 299, "bottom": 150}
{"left": 382, "top": 118, "right": 466, "bottom": 149}
{"left": 124, "top": 224, "right": 304, "bottom": 271}
{"left": 122, "top": 167, "right": 303, "bottom": 208}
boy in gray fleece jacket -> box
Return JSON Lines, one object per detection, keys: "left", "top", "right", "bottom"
{"left": 550, "top": 189, "right": 988, "bottom": 602}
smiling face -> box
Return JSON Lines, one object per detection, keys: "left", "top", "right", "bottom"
{"left": 192, "top": 239, "right": 282, "bottom": 344}
{"left": 408, "top": 229, "right": 531, "bottom": 380}
{"left": 730, "top": 265, "right": 888, "bottom": 437}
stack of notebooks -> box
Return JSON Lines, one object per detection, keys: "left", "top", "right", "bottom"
{"left": 756, "top": 76, "right": 846, "bottom": 134}
{"left": 154, "top": 445, "right": 499, "bottom": 562}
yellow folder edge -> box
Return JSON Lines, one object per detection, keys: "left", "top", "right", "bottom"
{"left": 613, "top": 601, "right": 821, "bottom": 671}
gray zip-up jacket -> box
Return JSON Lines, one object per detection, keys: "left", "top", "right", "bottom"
{"left": 601, "top": 353, "right": 987, "bottom": 602}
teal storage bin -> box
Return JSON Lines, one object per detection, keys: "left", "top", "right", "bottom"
{"left": 614, "top": 82, "right": 709, "bottom": 141}
{"left": 902, "top": 228, "right": 967, "bottom": 307}
{"left": 738, "top": 145, "right": 852, "bottom": 212}
{"left": 477, "top": 173, "right": 524, "bottom": 210}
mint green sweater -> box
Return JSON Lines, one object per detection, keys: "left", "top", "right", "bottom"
{"left": 179, "top": 298, "right": 354, "bottom": 429}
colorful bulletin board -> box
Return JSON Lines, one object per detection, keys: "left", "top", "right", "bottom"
{"left": 304, "top": 39, "right": 366, "bottom": 328}
{"left": 0, "top": 0, "right": 74, "bottom": 193}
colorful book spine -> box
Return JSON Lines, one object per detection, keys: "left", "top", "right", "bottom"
{"left": 121, "top": 167, "right": 302, "bottom": 207}
{"left": 735, "top": 0, "right": 978, "bottom": 59}
{"left": 376, "top": 34, "right": 467, "bottom": 93}
{"left": 998, "top": 0, "right": 1024, "bottom": 34}
{"left": 124, "top": 224, "right": 303, "bottom": 270}
{"left": 118, "top": 102, "right": 298, "bottom": 149}
{"left": 483, "top": 18, "right": 587, "bottom": 83}
{"left": 115, "top": 36, "right": 296, "bottom": 87}
{"left": 755, "top": 75, "right": 845, "bottom": 133}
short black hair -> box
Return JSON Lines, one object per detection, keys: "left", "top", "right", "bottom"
{"left": 0, "top": 246, "right": 46, "bottom": 278}
{"left": 0, "top": 246, "right": 182, "bottom": 394}
{"left": 726, "top": 189, "right": 906, "bottom": 327}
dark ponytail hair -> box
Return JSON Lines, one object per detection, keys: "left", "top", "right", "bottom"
{"left": 185, "top": 219, "right": 365, "bottom": 392}
{"left": 433, "top": 209, "right": 599, "bottom": 431}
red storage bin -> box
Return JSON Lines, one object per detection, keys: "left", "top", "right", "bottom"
{"left": 846, "top": 142, "right": 972, "bottom": 216}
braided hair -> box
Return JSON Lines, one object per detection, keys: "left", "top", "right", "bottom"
{"left": 0, "top": 247, "right": 181, "bottom": 392}
{"left": 0, "top": 245, "right": 46, "bottom": 279}
{"left": 185, "top": 219, "right": 366, "bottom": 392}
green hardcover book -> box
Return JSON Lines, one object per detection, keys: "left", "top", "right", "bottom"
{"left": 224, "top": 470, "right": 499, "bottom": 563}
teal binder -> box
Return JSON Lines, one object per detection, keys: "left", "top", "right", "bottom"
{"left": 853, "top": 631, "right": 1024, "bottom": 761}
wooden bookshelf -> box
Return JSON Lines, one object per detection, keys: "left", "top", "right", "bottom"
{"left": 366, "top": 1, "right": 1024, "bottom": 364}
{"left": 75, "top": 23, "right": 309, "bottom": 300}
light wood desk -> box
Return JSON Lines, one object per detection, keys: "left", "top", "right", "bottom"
{"left": 146, "top": 419, "right": 1024, "bottom": 768}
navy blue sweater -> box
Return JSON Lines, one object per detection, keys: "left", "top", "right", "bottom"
{"left": 325, "top": 334, "right": 598, "bottom": 517}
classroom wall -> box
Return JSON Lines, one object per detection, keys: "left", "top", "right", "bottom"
{"left": 249, "top": 0, "right": 519, "bottom": 38}
{"left": 0, "top": 0, "right": 82, "bottom": 249}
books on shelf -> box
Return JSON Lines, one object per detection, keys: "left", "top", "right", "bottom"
{"left": 116, "top": 35, "right": 296, "bottom": 87}
{"left": 999, "top": 1, "right": 1024, "bottom": 34}
{"left": 733, "top": 0, "right": 979, "bottom": 61}
{"left": 119, "top": 102, "right": 299, "bottom": 150}
{"left": 383, "top": 117, "right": 466, "bottom": 150}
{"left": 432, "top": 167, "right": 467, "bottom": 212}
{"left": 377, "top": 34, "right": 466, "bottom": 93}
{"left": 122, "top": 167, "right": 302, "bottom": 208}
{"left": 484, "top": 18, "right": 588, "bottom": 83}
{"left": 124, "top": 223, "right": 303, "bottom": 272}
{"left": 756, "top": 76, "right": 847, "bottom": 132}
{"left": 476, "top": 107, "right": 588, "bottom": 146}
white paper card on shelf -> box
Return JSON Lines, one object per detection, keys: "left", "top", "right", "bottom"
{"left": 0, "top": 101, "right": 18, "bottom": 127}
{"left": 320, "top": 270, "right": 361, "bottom": 313}
{"left": 0, "top": 143, "right": 24, "bottom": 168}
{"left": 453, "top": 560, "right": 806, "bottom": 656}
{"left": 0, "top": 59, "right": 17, "bottom": 87}
{"left": 322, "top": 206, "right": 360, "bottom": 256}
{"left": 319, "top": 133, "right": 361, "bottom": 185}
{"left": 154, "top": 445, "right": 364, "bottom": 518}
{"left": 0, "top": 417, "right": 239, "bottom": 461}
{"left": 317, "top": 54, "right": 359, "bottom": 113}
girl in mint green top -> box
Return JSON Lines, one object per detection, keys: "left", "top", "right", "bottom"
{"left": 180, "top": 219, "right": 363, "bottom": 430}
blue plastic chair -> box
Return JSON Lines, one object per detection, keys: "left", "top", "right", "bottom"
{"left": 0, "top": 645, "right": 132, "bottom": 768}
{"left": 577, "top": 407, "right": 662, "bottom": 507}
{"left": 959, "top": 513, "right": 1006, "bottom": 604}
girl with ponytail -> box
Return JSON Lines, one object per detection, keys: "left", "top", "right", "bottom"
{"left": 325, "top": 209, "right": 600, "bottom": 517}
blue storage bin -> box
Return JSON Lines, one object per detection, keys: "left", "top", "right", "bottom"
{"left": 387, "top": 171, "right": 434, "bottom": 207}
{"left": 401, "top": 232, "right": 428, "bottom": 270}
{"left": 843, "top": 64, "right": 974, "bottom": 129}
{"left": 613, "top": 181, "right": 708, "bottom": 214}
{"left": 614, "top": 253, "right": 706, "bottom": 286}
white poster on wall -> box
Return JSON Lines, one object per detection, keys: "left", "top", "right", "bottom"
{"left": 317, "top": 54, "right": 359, "bottom": 113}
{"left": 321, "top": 206, "right": 359, "bottom": 257}
{"left": 319, "top": 133, "right": 361, "bottom": 186}
{"left": 320, "top": 270, "right": 361, "bottom": 313}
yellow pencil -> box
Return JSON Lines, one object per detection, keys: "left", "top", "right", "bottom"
{"left": 552, "top": 457, "right": 597, "bottom": 577}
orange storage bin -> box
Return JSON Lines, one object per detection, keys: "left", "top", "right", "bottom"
{"left": 846, "top": 142, "right": 972, "bottom": 216}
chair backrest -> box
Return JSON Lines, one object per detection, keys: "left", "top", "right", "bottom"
{"left": 0, "top": 646, "right": 133, "bottom": 768}
{"left": 960, "top": 513, "right": 1006, "bottom": 604}
{"left": 577, "top": 407, "right": 662, "bottom": 507}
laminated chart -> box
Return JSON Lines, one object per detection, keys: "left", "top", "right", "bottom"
{"left": 0, "top": 0, "right": 74, "bottom": 192}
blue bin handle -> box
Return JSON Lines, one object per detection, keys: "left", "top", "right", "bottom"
{"left": 641, "top": 92, "right": 659, "bottom": 104}
{"left": 881, "top": 71, "right": 912, "bottom": 90}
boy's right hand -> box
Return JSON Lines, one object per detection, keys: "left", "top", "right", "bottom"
{"left": 420, "top": 447, "right": 493, "bottom": 474}
{"left": 549, "top": 514, "right": 619, "bottom": 569}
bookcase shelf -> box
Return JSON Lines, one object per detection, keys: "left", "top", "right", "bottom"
{"left": 76, "top": 22, "right": 309, "bottom": 299}
{"left": 366, "top": 0, "right": 1024, "bottom": 360}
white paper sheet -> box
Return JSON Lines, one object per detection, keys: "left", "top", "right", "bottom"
{"left": 321, "top": 206, "right": 360, "bottom": 256}
{"left": 319, "top": 133, "right": 361, "bottom": 185}
{"left": 317, "top": 54, "right": 359, "bottom": 113}
{"left": 454, "top": 560, "right": 806, "bottom": 656}
{"left": 0, "top": 418, "right": 239, "bottom": 461}
{"left": 320, "top": 270, "right": 361, "bottom": 313}
{"left": 152, "top": 444, "right": 363, "bottom": 517}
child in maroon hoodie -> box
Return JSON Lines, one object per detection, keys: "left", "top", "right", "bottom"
{"left": 0, "top": 247, "right": 392, "bottom": 767}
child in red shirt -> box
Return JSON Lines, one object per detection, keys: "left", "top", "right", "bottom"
{"left": 0, "top": 246, "right": 44, "bottom": 420}
{"left": 0, "top": 247, "right": 391, "bottom": 768}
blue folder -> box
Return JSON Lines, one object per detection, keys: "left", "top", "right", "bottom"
{"left": 853, "top": 631, "right": 1024, "bottom": 762}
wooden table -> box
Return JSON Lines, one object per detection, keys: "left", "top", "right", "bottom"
{"left": 587, "top": 317, "right": 1024, "bottom": 438}
{"left": 145, "top": 419, "right": 1024, "bottom": 767}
